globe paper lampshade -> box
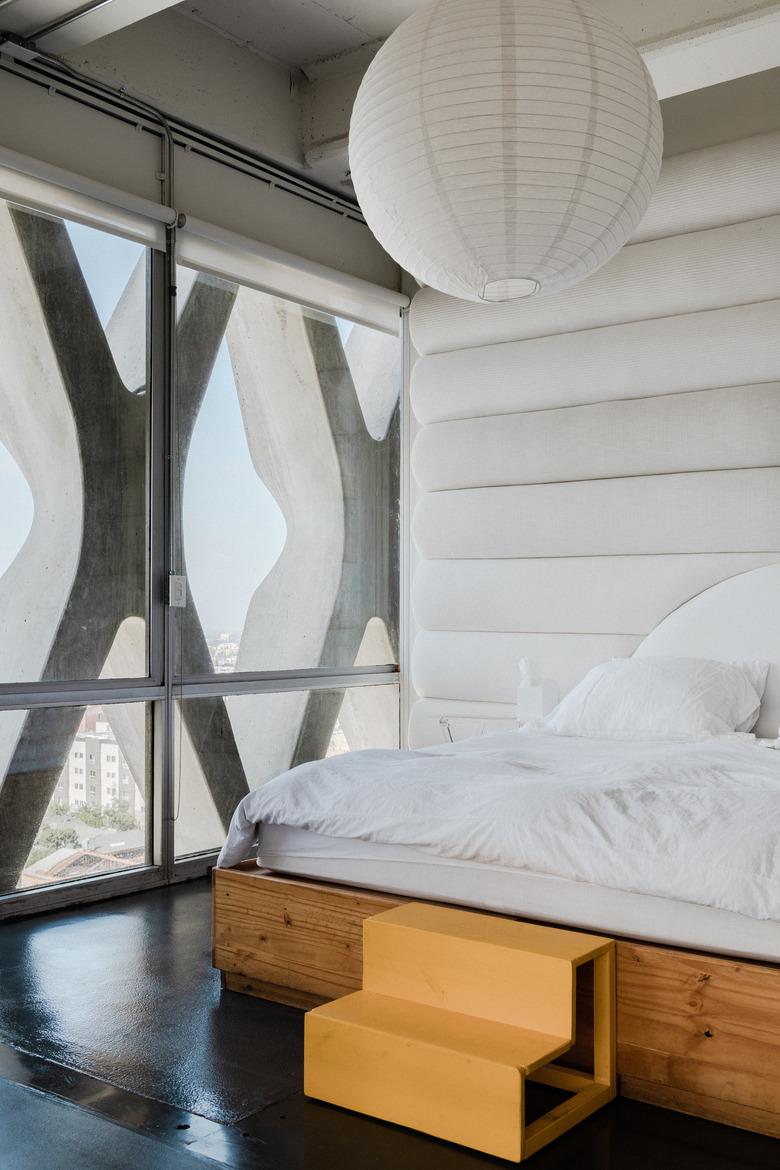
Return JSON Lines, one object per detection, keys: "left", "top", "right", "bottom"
{"left": 349, "top": 0, "right": 663, "bottom": 303}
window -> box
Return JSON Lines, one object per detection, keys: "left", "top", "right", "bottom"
{"left": 0, "top": 703, "right": 150, "bottom": 890}
{"left": 0, "top": 200, "right": 155, "bottom": 897}
{"left": 169, "top": 271, "right": 401, "bottom": 866}
{"left": 176, "top": 274, "right": 399, "bottom": 677}
{"left": 0, "top": 189, "right": 402, "bottom": 907}
{"left": 0, "top": 204, "right": 150, "bottom": 685}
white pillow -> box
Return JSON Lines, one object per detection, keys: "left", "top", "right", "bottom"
{"left": 541, "top": 656, "right": 763, "bottom": 742}
{"left": 732, "top": 658, "right": 769, "bottom": 732}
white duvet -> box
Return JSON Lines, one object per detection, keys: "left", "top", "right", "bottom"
{"left": 217, "top": 730, "right": 780, "bottom": 921}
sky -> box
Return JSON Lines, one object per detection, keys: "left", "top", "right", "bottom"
{"left": 183, "top": 338, "right": 286, "bottom": 639}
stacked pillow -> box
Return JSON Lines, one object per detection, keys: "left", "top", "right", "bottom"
{"left": 541, "top": 656, "right": 768, "bottom": 742}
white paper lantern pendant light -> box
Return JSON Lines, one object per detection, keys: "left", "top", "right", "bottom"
{"left": 349, "top": 0, "right": 663, "bottom": 303}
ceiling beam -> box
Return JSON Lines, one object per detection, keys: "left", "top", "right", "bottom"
{"left": 0, "top": 0, "right": 182, "bottom": 53}
{"left": 643, "top": 7, "right": 780, "bottom": 98}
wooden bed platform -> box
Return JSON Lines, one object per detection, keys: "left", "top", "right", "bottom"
{"left": 213, "top": 863, "right": 780, "bottom": 1140}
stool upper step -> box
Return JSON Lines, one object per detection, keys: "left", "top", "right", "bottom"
{"left": 366, "top": 903, "right": 608, "bottom": 962}
{"left": 363, "top": 902, "right": 609, "bottom": 1035}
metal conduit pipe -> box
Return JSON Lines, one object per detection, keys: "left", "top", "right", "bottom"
{"left": 27, "top": 0, "right": 121, "bottom": 43}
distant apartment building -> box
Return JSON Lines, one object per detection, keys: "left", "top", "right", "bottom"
{"left": 208, "top": 633, "right": 239, "bottom": 673}
{"left": 52, "top": 713, "right": 145, "bottom": 818}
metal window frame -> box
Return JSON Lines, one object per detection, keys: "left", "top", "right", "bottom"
{"left": 0, "top": 204, "right": 404, "bottom": 921}
{"left": 399, "top": 307, "right": 413, "bottom": 749}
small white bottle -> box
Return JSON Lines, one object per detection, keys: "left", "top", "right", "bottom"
{"left": 517, "top": 658, "right": 559, "bottom": 723}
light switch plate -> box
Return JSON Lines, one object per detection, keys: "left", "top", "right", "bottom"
{"left": 168, "top": 574, "right": 187, "bottom": 608}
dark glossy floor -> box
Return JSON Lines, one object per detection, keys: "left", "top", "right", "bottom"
{"left": 1, "top": 880, "right": 779, "bottom": 1170}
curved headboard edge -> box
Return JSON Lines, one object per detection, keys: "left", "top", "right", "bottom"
{"left": 634, "top": 564, "right": 780, "bottom": 738}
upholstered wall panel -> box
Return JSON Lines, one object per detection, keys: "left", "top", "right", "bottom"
{"left": 412, "top": 384, "right": 780, "bottom": 491}
{"left": 413, "top": 555, "right": 780, "bottom": 635}
{"left": 413, "top": 632, "right": 641, "bottom": 704}
{"left": 411, "top": 300, "right": 780, "bottom": 424}
{"left": 408, "top": 699, "right": 518, "bottom": 748}
{"left": 415, "top": 470, "right": 780, "bottom": 561}
{"left": 408, "top": 130, "right": 780, "bottom": 747}
{"left": 630, "top": 129, "right": 780, "bottom": 244}
{"left": 410, "top": 215, "right": 780, "bottom": 355}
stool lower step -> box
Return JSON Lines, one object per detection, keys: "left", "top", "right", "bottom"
{"left": 305, "top": 990, "right": 573, "bottom": 1161}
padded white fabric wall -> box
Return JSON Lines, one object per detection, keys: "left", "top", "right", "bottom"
{"left": 409, "top": 130, "right": 780, "bottom": 747}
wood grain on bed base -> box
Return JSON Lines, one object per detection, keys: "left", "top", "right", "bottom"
{"left": 213, "top": 865, "right": 780, "bottom": 1138}
{"left": 212, "top": 864, "right": 399, "bottom": 1002}
{"left": 616, "top": 942, "right": 780, "bottom": 1138}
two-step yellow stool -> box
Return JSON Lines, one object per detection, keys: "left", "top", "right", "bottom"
{"left": 304, "top": 901, "right": 615, "bottom": 1161}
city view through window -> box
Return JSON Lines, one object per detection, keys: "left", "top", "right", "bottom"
{"left": 19, "top": 706, "right": 147, "bottom": 889}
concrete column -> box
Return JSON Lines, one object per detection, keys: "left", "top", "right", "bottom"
{"left": 290, "top": 316, "right": 399, "bottom": 766}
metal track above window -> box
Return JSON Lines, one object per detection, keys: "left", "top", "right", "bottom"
{"left": 0, "top": 52, "right": 366, "bottom": 225}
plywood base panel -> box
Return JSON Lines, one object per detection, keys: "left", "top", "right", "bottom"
{"left": 212, "top": 863, "right": 399, "bottom": 1002}
{"left": 617, "top": 941, "right": 780, "bottom": 1136}
{"left": 213, "top": 866, "right": 780, "bottom": 1140}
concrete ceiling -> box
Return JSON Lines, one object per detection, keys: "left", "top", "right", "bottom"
{"left": 176, "top": 0, "right": 780, "bottom": 69}
{"left": 4, "top": 0, "right": 780, "bottom": 70}
{"left": 176, "top": 0, "right": 420, "bottom": 67}
{"left": 5, "top": 0, "right": 778, "bottom": 63}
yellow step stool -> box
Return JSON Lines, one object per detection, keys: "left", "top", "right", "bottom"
{"left": 304, "top": 902, "right": 615, "bottom": 1162}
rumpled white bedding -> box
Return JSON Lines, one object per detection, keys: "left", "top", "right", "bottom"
{"left": 216, "top": 730, "right": 780, "bottom": 920}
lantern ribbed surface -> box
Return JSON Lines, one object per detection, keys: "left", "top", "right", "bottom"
{"left": 349, "top": 0, "right": 663, "bottom": 302}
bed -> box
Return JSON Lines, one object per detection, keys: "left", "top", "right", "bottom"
{"left": 212, "top": 566, "right": 780, "bottom": 1136}
{"left": 219, "top": 730, "right": 780, "bottom": 951}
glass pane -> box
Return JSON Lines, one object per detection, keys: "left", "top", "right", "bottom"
{"left": 0, "top": 702, "right": 151, "bottom": 893}
{"left": 175, "top": 270, "right": 400, "bottom": 676}
{"left": 0, "top": 201, "right": 151, "bottom": 683}
{"left": 175, "top": 683, "right": 399, "bottom": 858}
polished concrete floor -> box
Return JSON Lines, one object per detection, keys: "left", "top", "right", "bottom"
{"left": 1, "top": 879, "right": 778, "bottom": 1169}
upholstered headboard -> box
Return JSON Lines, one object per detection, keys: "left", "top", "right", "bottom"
{"left": 634, "top": 565, "right": 780, "bottom": 739}
{"left": 408, "top": 129, "right": 780, "bottom": 748}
